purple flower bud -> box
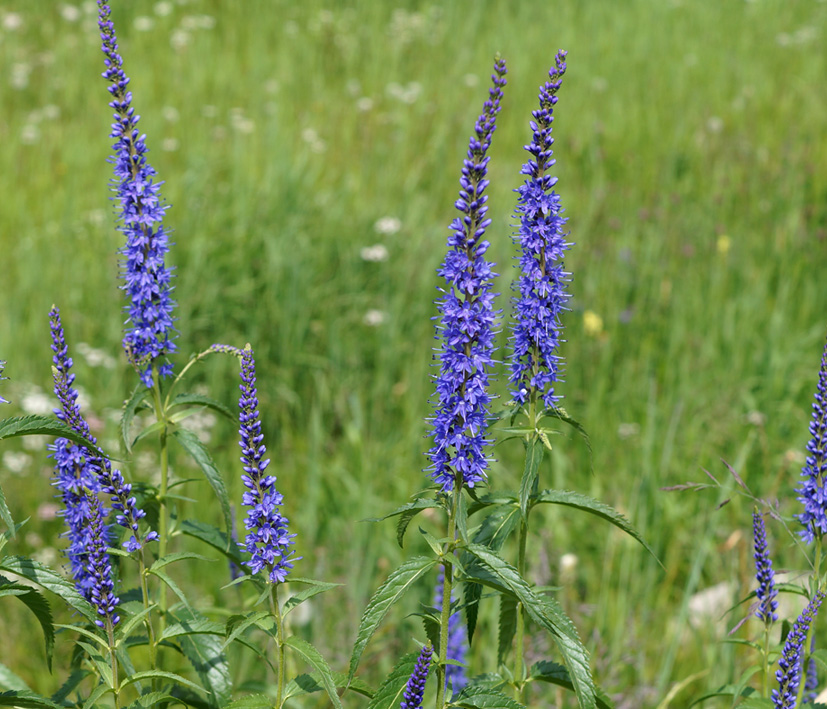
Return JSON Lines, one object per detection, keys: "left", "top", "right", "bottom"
{"left": 401, "top": 645, "right": 432, "bottom": 709}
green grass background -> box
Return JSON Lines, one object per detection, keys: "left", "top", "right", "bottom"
{"left": 1, "top": 0, "right": 826, "bottom": 706}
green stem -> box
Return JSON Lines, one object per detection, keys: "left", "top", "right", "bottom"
{"left": 269, "top": 584, "right": 286, "bottom": 709}
{"left": 163, "top": 346, "right": 224, "bottom": 410}
{"left": 107, "top": 621, "right": 120, "bottom": 708}
{"left": 514, "top": 517, "right": 529, "bottom": 703}
{"left": 150, "top": 366, "right": 170, "bottom": 632}
{"left": 436, "top": 485, "right": 459, "bottom": 709}
{"left": 138, "top": 553, "right": 158, "bottom": 692}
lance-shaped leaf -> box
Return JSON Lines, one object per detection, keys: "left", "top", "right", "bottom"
{"left": 172, "top": 429, "right": 232, "bottom": 537}
{"left": 460, "top": 544, "right": 595, "bottom": 709}
{"left": 167, "top": 608, "right": 232, "bottom": 708}
{"left": 284, "top": 636, "right": 343, "bottom": 709}
{"left": 539, "top": 406, "right": 593, "bottom": 463}
{"left": 283, "top": 671, "right": 373, "bottom": 702}
{"left": 0, "top": 556, "right": 96, "bottom": 623}
{"left": 0, "top": 663, "right": 30, "bottom": 692}
{"left": 534, "top": 490, "right": 660, "bottom": 564}
{"left": 0, "top": 690, "right": 65, "bottom": 708}
{"left": 451, "top": 686, "right": 525, "bottom": 709}
{"left": 349, "top": 556, "right": 437, "bottom": 681}
{"left": 497, "top": 595, "right": 518, "bottom": 666}
{"left": 0, "top": 579, "right": 54, "bottom": 671}
{"left": 528, "top": 662, "right": 615, "bottom": 709}
{"left": 169, "top": 393, "right": 237, "bottom": 423}
{"left": 179, "top": 520, "right": 244, "bottom": 566}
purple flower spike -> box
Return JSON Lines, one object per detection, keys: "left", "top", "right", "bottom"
{"left": 98, "top": 2, "right": 176, "bottom": 387}
{"left": 509, "top": 50, "right": 571, "bottom": 409}
{"left": 797, "top": 335, "right": 827, "bottom": 543}
{"left": 50, "top": 307, "right": 156, "bottom": 553}
{"left": 238, "top": 345, "right": 297, "bottom": 583}
{"left": 428, "top": 58, "right": 507, "bottom": 492}
{"left": 0, "top": 360, "right": 9, "bottom": 404}
{"left": 84, "top": 491, "right": 121, "bottom": 628}
{"left": 772, "top": 592, "right": 824, "bottom": 708}
{"left": 434, "top": 570, "right": 467, "bottom": 691}
{"left": 752, "top": 510, "right": 778, "bottom": 624}
{"left": 401, "top": 645, "right": 432, "bottom": 709}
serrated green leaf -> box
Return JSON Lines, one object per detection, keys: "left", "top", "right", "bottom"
{"left": 10, "top": 585, "right": 54, "bottom": 670}
{"left": 120, "top": 671, "right": 206, "bottom": 694}
{"left": 171, "top": 430, "right": 232, "bottom": 538}
{"left": 349, "top": 556, "right": 437, "bottom": 681}
{"left": 115, "top": 603, "right": 157, "bottom": 646}
{"left": 159, "top": 618, "right": 224, "bottom": 642}
{"left": 0, "top": 415, "right": 95, "bottom": 448}
{"left": 282, "top": 671, "right": 374, "bottom": 702}
{"left": 467, "top": 494, "right": 518, "bottom": 517}
{"left": 151, "top": 552, "right": 215, "bottom": 572}
{"left": 283, "top": 579, "right": 342, "bottom": 616}
{"left": 81, "top": 682, "right": 112, "bottom": 709}
{"left": 50, "top": 669, "right": 90, "bottom": 705}
{"left": 121, "top": 386, "right": 151, "bottom": 454}
{"left": 0, "top": 689, "right": 65, "bottom": 708}
{"left": 169, "top": 393, "right": 237, "bottom": 423}
{"left": 284, "top": 636, "right": 343, "bottom": 709}
{"left": 126, "top": 691, "right": 181, "bottom": 708}
{"left": 812, "top": 648, "right": 827, "bottom": 673}
{"left": 76, "top": 640, "right": 112, "bottom": 688}
{"left": 497, "top": 595, "right": 518, "bottom": 666}
{"left": 418, "top": 527, "right": 444, "bottom": 556}
{"left": 146, "top": 568, "right": 193, "bottom": 613}
{"left": 460, "top": 544, "right": 595, "bottom": 709}
{"left": 0, "top": 663, "right": 30, "bottom": 692}
{"left": 456, "top": 493, "right": 469, "bottom": 544}
{"left": 519, "top": 438, "right": 544, "bottom": 520}
{"left": 364, "top": 651, "right": 423, "bottom": 709}
{"left": 169, "top": 608, "right": 232, "bottom": 708}
{"left": 223, "top": 611, "right": 272, "bottom": 651}
{"left": 0, "top": 557, "right": 96, "bottom": 623}
{"left": 451, "top": 686, "right": 525, "bottom": 709}
{"left": 534, "top": 489, "right": 660, "bottom": 564}
{"left": 132, "top": 419, "right": 166, "bottom": 447}
{"left": 529, "top": 662, "right": 615, "bottom": 709}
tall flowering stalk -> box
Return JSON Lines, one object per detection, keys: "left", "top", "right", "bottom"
{"left": 509, "top": 50, "right": 570, "bottom": 411}
{"left": 772, "top": 593, "right": 824, "bottom": 708}
{"left": 49, "top": 307, "right": 156, "bottom": 553}
{"left": 752, "top": 510, "right": 778, "bottom": 624}
{"left": 98, "top": 1, "right": 176, "bottom": 387}
{"left": 401, "top": 645, "right": 432, "bottom": 709}
{"left": 237, "top": 344, "right": 296, "bottom": 706}
{"left": 797, "top": 336, "right": 827, "bottom": 544}
{"left": 428, "top": 58, "right": 506, "bottom": 709}
{"left": 238, "top": 345, "right": 296, "bottom": 583}
{"left": 427, "top": 59, "right": 507, "bottom": 493}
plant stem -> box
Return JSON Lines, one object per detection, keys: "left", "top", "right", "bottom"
{"left": 269, "top": 583, "right": 286, "bottom": 709}
{"left": 138, "top": 552, "right": 158, "bottom": 692}
{"left": 436, "top": 485, "right": 459, "bottom": 709}
{"left": 150, "top": 366, "right": 170, "bottom": 630}
{"left": 107, "top": 620, "right": 120, "bottom": 708}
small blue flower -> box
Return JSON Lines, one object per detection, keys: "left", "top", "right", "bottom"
{"left": 49, "top": 307, "right": 156, "bottom": 554}
{"left": 752, "top": 510, "right": 778, "bottom": 624}
{"left": 238, "top": 345, "right": 297, "bottom": 583}
{"left": 509, "top": 50, "right": 571, "bottom": 409}
{"left": 428, "top": 58, "right": 507, "bottom": 492}
{"left": 772, "top": 592, "right": 824, "bottom": 708}
{"left": 797, "top": 336, "right": 827, "bottom": 543}
{"left": 98, "top": 2, "right": 176, "bottom": 387}
{"left": 434, "top": 570, "right": 468, "bottom": 691}
{"left": 401, "top": 644, "right": 432, "bottom": 709}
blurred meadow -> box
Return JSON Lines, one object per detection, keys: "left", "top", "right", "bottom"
{"left": 1, "top": 0, "right": 827, "bottom": 705}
